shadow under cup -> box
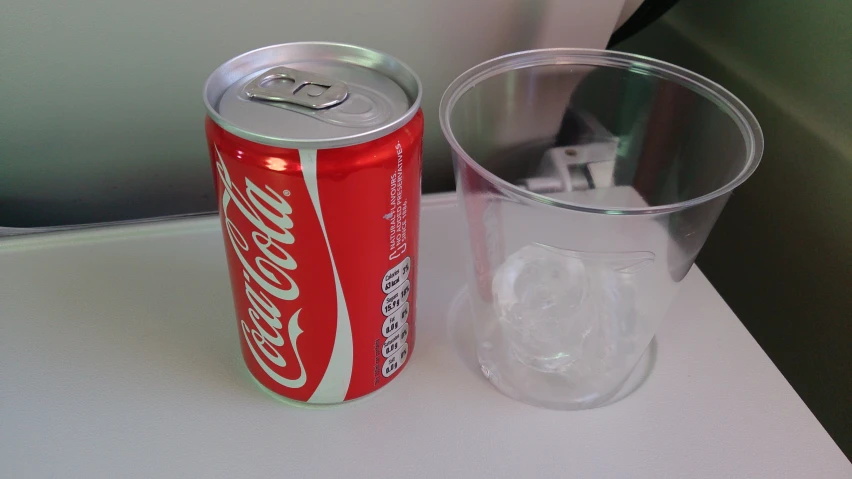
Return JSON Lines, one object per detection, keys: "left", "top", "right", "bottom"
{"left": 439, "top": 49, "right": 763, "bottom": 410}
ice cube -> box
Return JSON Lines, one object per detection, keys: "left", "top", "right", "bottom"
{"left": 491, "top": 244, "right": 652, "bottom": 377}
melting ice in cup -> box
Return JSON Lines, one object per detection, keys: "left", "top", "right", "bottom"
{"left": 491, "top": 244, "right": 654, "bottom": 379}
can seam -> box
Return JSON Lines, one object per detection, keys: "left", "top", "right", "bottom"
{"left": 204, "top": 42, "right": 423, "bottom": 149}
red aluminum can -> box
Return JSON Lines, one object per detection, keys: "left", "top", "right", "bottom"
{"left": 203, "top": 43, "right": 423, "bottom": 404}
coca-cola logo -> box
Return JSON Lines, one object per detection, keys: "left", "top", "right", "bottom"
{"left": 215, "top": 147, "right": 307, "bottom": 388}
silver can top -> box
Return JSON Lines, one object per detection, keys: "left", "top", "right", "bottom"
{"left": 204, "top": 43, "right": 422, "bottom": 149}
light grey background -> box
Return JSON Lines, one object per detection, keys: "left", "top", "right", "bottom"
{"left": 0, "top": 0, "right": 631, "bottom": 226}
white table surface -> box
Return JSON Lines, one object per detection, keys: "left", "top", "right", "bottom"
{"left": 1, "top": 192, "right": 849, "bottom": 478}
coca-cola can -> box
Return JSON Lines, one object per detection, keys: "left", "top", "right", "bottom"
{"left": 203, "top": 43, "right": 423, "bottom": 404}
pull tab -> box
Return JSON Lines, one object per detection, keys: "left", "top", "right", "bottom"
{"left": 244, "top": 67, "right": 349, "bottom": 109}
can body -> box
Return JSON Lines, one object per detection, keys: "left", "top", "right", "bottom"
{"left": 204, "top": 43, "right": 423, "bottom": 403}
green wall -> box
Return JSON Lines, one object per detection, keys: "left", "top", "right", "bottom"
{"left": 618, "top": 0, "right": 851, "bottom": 457}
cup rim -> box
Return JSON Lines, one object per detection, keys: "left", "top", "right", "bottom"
{"left": 439, "top": 48, "right": 764, "bottom": 215}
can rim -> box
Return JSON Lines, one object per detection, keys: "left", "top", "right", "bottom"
{"left": 204, "top": 42, "right": 423, "bottom": 149}
{"left": 439, "top": 48, "right": 764, "bottom": 216}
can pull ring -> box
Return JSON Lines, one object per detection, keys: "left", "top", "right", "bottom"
{"left": 244, "top": 67, "right": 349, "bottom": 109}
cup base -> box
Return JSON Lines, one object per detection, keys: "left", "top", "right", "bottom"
{"left": 448, "top": 286, "right": 656, "bottom": 410}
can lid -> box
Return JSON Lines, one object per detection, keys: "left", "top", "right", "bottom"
{"left": 204, "top": 43, "right": 422, "bottom": 148}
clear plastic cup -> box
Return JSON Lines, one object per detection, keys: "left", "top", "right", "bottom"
{"left": 439, "top": 49, "right": 763, "bottom": 410}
